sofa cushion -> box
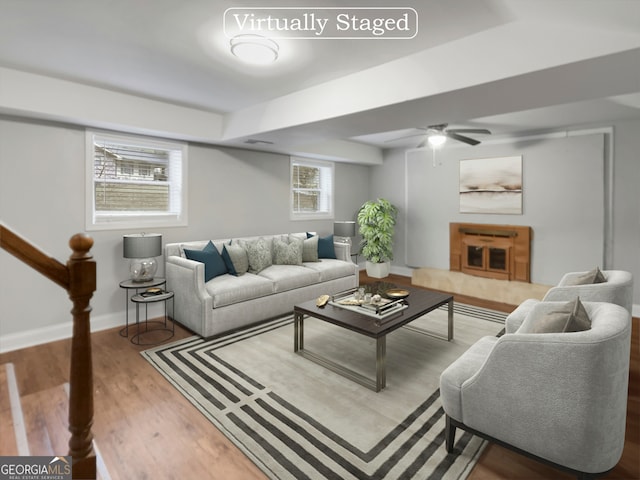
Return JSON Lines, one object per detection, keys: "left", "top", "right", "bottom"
{"left": 273, "top": 238, "right": 303, "bottom": 265}
{"left": 222, "top": 242, "right": 249, "bottom": 275}
{"left": 183, "top": 241, "right": 227, "bottom": 281}
{"left": 303, "top": 259, "right": 356, "bottom": 282}
{"left": 205, "top": 273, "right": 274, "bottom": 308}
{"left": 306, "top": 233, "right": 337, "bottom": 259}
{"left": 520, "top": 297, "right": 591, "bottom": 334}
{"left": 221, "top": 245, "right": 237, "bottom": 275}
{"left": 241, "top": 237, "right": 273, "bottom": 274}
{"left": 565, "top": 267, "right": 607, "bottom": 286}
{"left": 291, "top": 234, "right": 319, "bottom": 262}
{"left": 258, "top": 265, "right": 320, "bottom": 293}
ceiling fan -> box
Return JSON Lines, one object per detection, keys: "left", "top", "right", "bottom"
{"left": 386, "top": 123, "right": 492, "bottom": 148}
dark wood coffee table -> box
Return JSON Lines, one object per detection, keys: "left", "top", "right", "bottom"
{"left": 293, "top": 286, "right": 453, "bottom": 392}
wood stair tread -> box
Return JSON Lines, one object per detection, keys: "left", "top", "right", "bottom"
{"left": 0, "top": 363, "right": 19, "bottom": 455}
{"left": 20, "top": 383, "right": 71, "bottom": 457}
{"left": 1, "top": 362, "right": 70, "bottom": 457}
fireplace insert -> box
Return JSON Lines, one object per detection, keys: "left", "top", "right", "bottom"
{"left": 450, "top": 223, "right": 531, "bottom": 282}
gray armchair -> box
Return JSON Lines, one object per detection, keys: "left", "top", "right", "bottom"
{"left": 440, "top": 301, "right": 632, "bottom": 479}
{"left": 506, "top": 270, "right": 633, "bottom": 333}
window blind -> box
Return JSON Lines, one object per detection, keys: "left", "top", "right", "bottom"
{"left": 291, "top": 157, "right": 334, "bottom": 219}
{"left": 87, "top": 131, "right": 187, "bottom": 229}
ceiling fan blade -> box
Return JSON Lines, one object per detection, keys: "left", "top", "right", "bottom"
{"left": 416, "top": 139, "right": 427, "bottom": 148}
{"left": 426, "top": 123, "right": 448, "bottom": 132}
{"left": 446, "top": 131, "right": 481, "bottom": 146}
{"left": 447, "top": 128, "right": 491, "bottom": 135}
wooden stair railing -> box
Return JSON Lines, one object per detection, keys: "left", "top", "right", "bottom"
{"left": 0, "top": 225, "right": 97, "bottom": 479}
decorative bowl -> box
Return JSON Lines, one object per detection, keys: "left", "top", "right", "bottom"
{"left": 385, "top": 288, "right": 410, "bottom": 299}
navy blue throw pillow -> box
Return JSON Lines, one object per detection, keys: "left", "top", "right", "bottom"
{"left": 184, "top": 241, "right": 227, "bottom": 281}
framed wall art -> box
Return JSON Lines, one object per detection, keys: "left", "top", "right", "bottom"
{"left": 459, "top": 155, "right": 522, "bottom": 214}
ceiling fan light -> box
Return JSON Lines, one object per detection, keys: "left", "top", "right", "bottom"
{"left": 230, "top": 34, "right": 279, "bottom": 65}
{"left": 427, "top": 133, "right": 447, "bottom": 148}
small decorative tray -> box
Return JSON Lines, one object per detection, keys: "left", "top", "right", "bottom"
{"left": 329, "top": 289, "right": 408, "bottom": 319}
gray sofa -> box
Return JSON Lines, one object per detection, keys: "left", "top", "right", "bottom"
{"left": 165, "top": 233, "right": 359, "bottom": 338}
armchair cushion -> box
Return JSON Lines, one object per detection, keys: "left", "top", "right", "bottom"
{"left": 564, "top": 266, "right": 606, "bottom": 285}
{"left": 520, "top": 297, "right": 591, "bottom": 334}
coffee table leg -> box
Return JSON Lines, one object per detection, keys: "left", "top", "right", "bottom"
{"left": 294, "top": 311, "right": 304, "bottom": 352}
{"left": 376, "top": 336, "right": 386, "bottom": 392}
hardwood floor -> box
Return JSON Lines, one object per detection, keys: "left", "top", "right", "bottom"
{"left": 0, "top": 272, "right": 637, "bottom": 479}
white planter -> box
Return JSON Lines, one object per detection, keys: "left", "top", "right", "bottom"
{"left": 366, "top": 261, "right": 390, "bottom": 279}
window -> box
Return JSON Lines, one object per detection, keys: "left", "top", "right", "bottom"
{"left": 86, "top": 131, "right": 187, "bottom": 230}
{"left": 290, "top": 157, "right": 334, "bottom": 220}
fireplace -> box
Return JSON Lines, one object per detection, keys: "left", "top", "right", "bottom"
{"left": 450, "top": 223, "right": 531, "bottom": 282}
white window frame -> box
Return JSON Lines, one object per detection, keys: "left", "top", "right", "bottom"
{"left": 86, "top": 130, "right": 188, "bottom": 231}
{"left": 290, "top": 157, "right": 334, "bottom": 221}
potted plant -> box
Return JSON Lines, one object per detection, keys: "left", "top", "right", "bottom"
{"left": 357, "top": 198, "right": 398, "bottom": 278}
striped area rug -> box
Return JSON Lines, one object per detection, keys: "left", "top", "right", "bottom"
{"left": 142, "top": 304, "right": 505, "bottom": 479}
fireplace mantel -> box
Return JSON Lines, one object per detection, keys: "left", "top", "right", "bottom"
{"left": 450, "top": 223, "right": 531, "bottom": 282}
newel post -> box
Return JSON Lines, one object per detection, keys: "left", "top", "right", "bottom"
{"left": 67, "top": 234, "right": 97, "bottom": 479}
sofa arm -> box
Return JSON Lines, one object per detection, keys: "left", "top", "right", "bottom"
{"left": 504, "top": 299, "right": 539, "bottom": 333}
{"left": 165, "top": 255, "right": 212, "bottom": 336}
{"left": 333, "top": 241, "right": 353, "bottom": 262}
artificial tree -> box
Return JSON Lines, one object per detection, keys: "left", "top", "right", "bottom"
{"left": 357, "top": 198, "right": 398, "bottom": 278}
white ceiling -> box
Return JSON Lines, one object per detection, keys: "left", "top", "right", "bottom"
{"left": 1, "top": 0, "right": 639, "bottom": 157}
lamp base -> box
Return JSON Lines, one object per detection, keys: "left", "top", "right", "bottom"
{"left": 130, "top": 258, "right": 158, "bottom": 283}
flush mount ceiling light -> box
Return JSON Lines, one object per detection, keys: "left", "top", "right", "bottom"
{"left": 230, "top": 34, "right": 279, "bottom": 65}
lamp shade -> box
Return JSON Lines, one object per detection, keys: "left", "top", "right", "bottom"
{"left": 123, "top": 233, "right": 162, "bottom": 258}
{"left": 334, "top": 221, "right": 356, "bottom": 238}
{"left": 123, "top": 234, "right": 162, "bottom": 283}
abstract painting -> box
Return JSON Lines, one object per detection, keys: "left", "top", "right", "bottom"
{"left": 459, "top": 156, "right": 522, "bottom": 214}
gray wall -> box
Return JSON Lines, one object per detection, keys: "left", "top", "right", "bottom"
{"left": 1, "top": 114, "right": 637, "bottom": 347}
{"left": 370, "top": 122, "right": 639, "bottom": 310}
{"left": 0, "top": 116, "right": 370, "bottom": 343}
{"left": 406, "top": 133, "right": 605, "bottom": 284}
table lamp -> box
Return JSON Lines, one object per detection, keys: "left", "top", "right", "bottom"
{"left": 334, "top": 221, "right": 356, "bottom": 245}
{"left": 123, "top": 233, "right": 162, "bottom": 282}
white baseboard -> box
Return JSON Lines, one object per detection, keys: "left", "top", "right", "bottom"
{"left": 633, "top": 304, "right": 640, "bottom": 318}
{"left": 0, "top": 312, "right": 124, "bottom": 354}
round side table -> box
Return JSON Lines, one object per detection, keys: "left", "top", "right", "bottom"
{"left": 130, "top": 290, "right": 175, "bottom": 346}
{"left": 119, "top": 278, "right": 166, "bottom": 337}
